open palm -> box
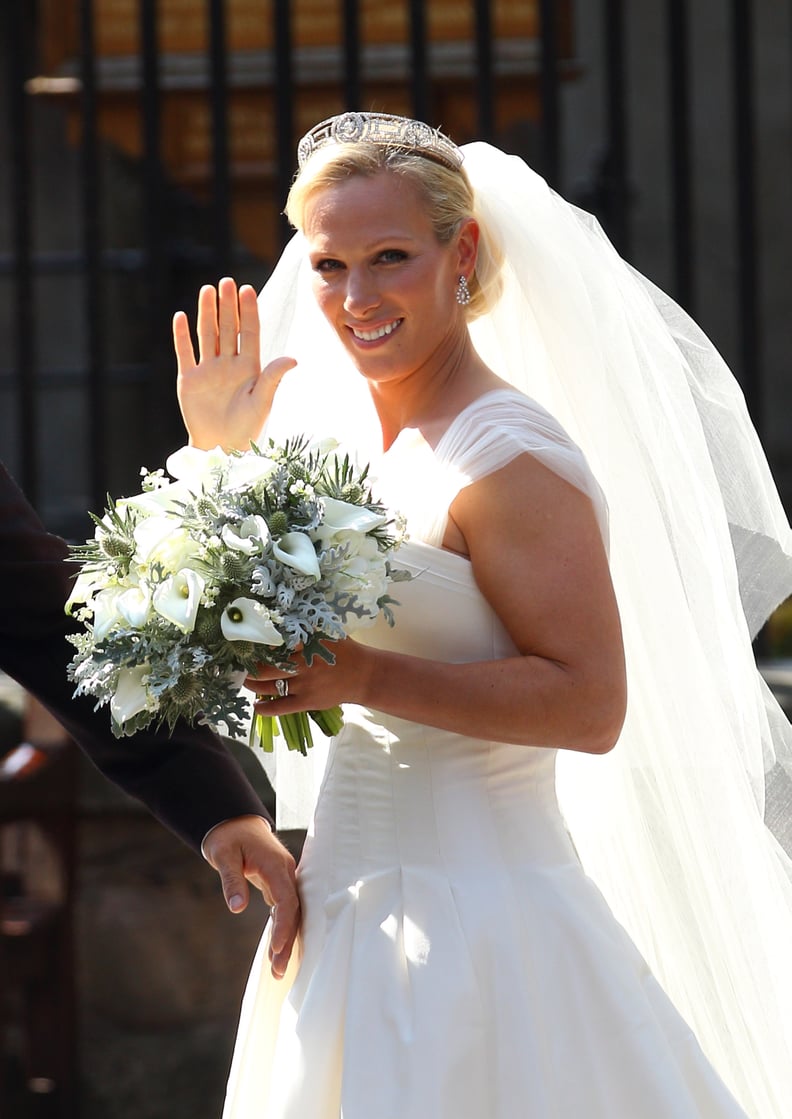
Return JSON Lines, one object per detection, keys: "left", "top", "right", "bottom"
{"left": 174, "top": 277, "right": 296, "bottom": 451}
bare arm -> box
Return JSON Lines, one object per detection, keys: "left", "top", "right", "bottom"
{"left": 174, "top": 277, "right": 296, "bottom": 451}
{"left": 250, "top": 454, "right": 627, "bottom": 756}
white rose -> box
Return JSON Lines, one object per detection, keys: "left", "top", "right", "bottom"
{"left": 342, "top": 574, "right": 389, "bottom": 632}
{"left": 133, "top": 517, "right": 202, "bottom": 572}
{"left": 337, "top": 539, "right": 390, "bottom": 632}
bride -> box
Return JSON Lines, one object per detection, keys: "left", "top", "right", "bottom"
{"left": 173, "top": 114, "right": 792, "bottom": 1118}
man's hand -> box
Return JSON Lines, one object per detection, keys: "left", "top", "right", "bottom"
{"left": 202, "top": 814, "right": 300, "bottom": 979}
{"left": 174, "top": 278, "right": 296, "bottom": 451}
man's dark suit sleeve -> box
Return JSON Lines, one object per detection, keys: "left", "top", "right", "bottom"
{"left": 0, "top": 462, "right": 271, "bottom": 852}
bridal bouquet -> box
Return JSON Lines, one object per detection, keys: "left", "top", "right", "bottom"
{"left": 66, "top": 437, "right": 408, "bottom": 753}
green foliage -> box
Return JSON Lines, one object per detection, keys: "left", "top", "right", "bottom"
{"left": 67, "top": 437, "right": 410, "bottom": 750}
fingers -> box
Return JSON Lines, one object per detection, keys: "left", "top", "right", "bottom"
{"left": 174, "top": 277, "right": 295, "bottom": 454}
{"left": 243, "top": 666, "right": 296, "bottom": 690}
{"left": 177, "top": 279, "right": 294, "bottom": 381}
{"left": 238, "top": 283, "right": 296, "bottom": 396}
{"left": 238, "top": 284, "right": 261, "bottom": 358}
{"left": 218, "top": 863, "right": 251, "bottom": 914}
{"left": 255, "top": 355, "right": 298, "bottom": 404}
{"left": 196, "top": 284, "right": 220, "bottom": 362}
{"left": 172, "top": 310, "right": 197, "bottom": 375}
{"left": 202, "top": 816, "right": 301, "bottom": 978}
{"left": 193, "top": 280, "right": 270, "bottom": 363}
{"left": 269, "top": 908, "right": 299, "bottom": 980}
{"left": 244, "top": 842, "right": 301, "bottom": 980}
{"left": 269, "top": 896, "right": 301, "bottom": 979}
{"left": 244, "top": 666, "right": 301, "bottom": 713}
{"left": 218, "top": 276, "right": 241, "bottom": 356}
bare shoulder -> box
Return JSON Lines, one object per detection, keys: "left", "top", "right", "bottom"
{"left": 447, "top": 449, "right": 626, "bottom": 752}
{"left": 451, "top": 450, "right": 605, "bottom": 560}
{"left": 449, "top": 451, "right": 619, "bottom": 668}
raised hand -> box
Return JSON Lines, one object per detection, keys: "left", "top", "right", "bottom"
{"left": 174, "top": 277, "right": 296, "bottom": 452}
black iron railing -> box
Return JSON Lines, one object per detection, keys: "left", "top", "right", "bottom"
{"left": 0, "top": 0, "right": 786, "bottom": 527}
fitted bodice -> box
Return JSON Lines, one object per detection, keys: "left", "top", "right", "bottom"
{"left": 306, "top": 535, "right": 577, "bottom": 899}
{"left": 300, "top": 392, "right": 598, "bottom": 881}
{"left": 353, "top": 538, "right": 515, "bottom": 663}
{"left": 226, "top": 391, "right": 752, "bottom": 1119}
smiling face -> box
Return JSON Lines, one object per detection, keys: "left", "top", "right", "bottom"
{"left": 303, "top": 170, "right": 477, "bottom": 390}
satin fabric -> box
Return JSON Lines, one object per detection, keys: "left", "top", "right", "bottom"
{"left": 223, "top": 395, "right": 748, "bottom": 1118}
{"left": 253, "top": 139, "right": 792, "bottom": 1114}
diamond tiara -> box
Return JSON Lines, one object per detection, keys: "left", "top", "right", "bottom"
{"left": 296, "top": 113, "right": 464, "bottom": 172}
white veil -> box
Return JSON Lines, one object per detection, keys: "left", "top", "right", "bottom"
{"left": 257, "top": 142, "right": 792, "bottom": 1117}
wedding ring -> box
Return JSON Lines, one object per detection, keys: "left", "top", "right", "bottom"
{"left": 275, "top": 678, "right": 289, "bottom": 698}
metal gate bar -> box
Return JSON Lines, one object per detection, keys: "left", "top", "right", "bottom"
{"left": 666, "top": 0, "right": 695, "bottom": 316}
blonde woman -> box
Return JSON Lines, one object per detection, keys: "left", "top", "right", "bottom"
{"left": 175, "top": 114, "right": 792, "bottom": 1119}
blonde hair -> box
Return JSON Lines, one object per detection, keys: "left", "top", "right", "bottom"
{"left": 285, "top": 142, "right": 503, "bottom": 320}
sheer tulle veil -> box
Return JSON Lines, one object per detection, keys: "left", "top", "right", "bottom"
{"left": 256, "top": 141, "right": 792, "bottom": 1116}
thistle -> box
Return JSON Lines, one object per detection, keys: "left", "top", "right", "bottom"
{"left": 170, "top": 674, "right": 202, "bottom": 704}
{"left": 194, "top": 608, "right": 222, "bottom": 644}
{"left": 267, "top": 510, "right": 289, "bottom": 537}
{"left": 221, "top": 551, "right": 249, "bottom": 581}
{"left": 101, "top": 534, "right": 134, "bottom": 559}
{"left": 66, "top": 435, "right": 408, "bottom": 748}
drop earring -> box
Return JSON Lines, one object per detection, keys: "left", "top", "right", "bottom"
{"left": 455, "top": 274, "right": 471, "bottom": 306}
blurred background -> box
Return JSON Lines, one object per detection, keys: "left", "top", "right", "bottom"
{"left": 0, "top": 2, "right": 790, "bottom": 1117}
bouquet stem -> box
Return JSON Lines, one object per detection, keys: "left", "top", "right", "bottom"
{"left": 249, "top": 705, "right": 344, "bottom": 755}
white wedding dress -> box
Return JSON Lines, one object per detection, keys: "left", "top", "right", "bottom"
{"left": 222, "top": 390, "right": 749, "bottom": 1119}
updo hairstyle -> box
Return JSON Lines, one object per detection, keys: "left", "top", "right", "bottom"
{"left": 285, "top": 143, "right": 503, "bottom": 320}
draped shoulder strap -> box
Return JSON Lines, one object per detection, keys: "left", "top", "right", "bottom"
{"left": 380, "top": 388, "right": 609, "bottom": 548}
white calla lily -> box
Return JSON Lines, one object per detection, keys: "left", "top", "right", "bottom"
{"left": 221, "top": 597, "right": 284, "bottom": 645}
{"left": 153, "top": 569, "right": 206, "bottom": 632}
{"left": 92, "top": 586, "right": 126, "bottom": 641}
{"left": 165, "top": 445, "right": 229, "bottom": 488}
{"left": 310, "top": 437, "right": 341, "bottom": 455}
{"left": 226, "top": 452, "right": 277, "bottom": 490}
{"left": 111, "top": 665, "right": 152, "bottom": 724}
{"left": 117, "top": 584, "right": 153, "bottom": 628}
{"left": 66, "top": 567, "right": 109, "bottom": 614}
{"left": 311, "top": 496, "right": 387, "bottom": 547}
{"left": 272, "top": 532, "right": 321, "bottom": 579}
{"left": 118, "top": 478, "right": 194, "bottom": 517}
{"left": 322, "top": 496, "right": 387, "bottom": 533}
{"left": 221, "top": 515, "right": 271, "bottom": 555}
